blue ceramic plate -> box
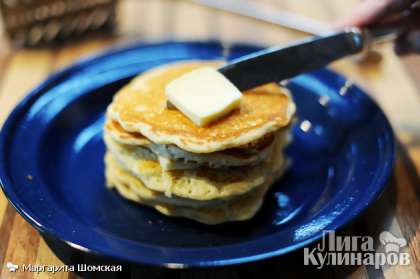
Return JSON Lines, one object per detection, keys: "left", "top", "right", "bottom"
{"left": 0, "top": 41, "right": 394, "bottom": 267}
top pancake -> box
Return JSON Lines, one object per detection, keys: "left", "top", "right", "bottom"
{"left": 108, "top": 60, "right": 296, "bottom": 153}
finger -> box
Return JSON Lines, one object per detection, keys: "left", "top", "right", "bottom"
{"left": 335, "top": 0, "right": 415, "bottom": 29}
{"left": 366, "top": 9, "right": 420, "bottom": 32}
{"left": 394, "top": 29, "right": 420, "bottom": 55}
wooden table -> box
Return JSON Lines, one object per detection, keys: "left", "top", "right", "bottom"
{"left": 0, "top": 1, "right": 418, "bottom": 278}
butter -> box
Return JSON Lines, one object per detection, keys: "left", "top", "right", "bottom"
{"left": 165, "top": 67, "right": 242, "bottom": 126}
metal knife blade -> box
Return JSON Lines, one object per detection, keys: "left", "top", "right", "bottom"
{"left": 218, "top": 29, "right": 364, "bottom": 91}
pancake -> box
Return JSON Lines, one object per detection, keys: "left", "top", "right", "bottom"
{"left": 107, "top": 60, "right": 296, "bottom": 153}
{"left": 106, "top": 153, "right": 288, "bottom": 225}
{"left": 104, "top": 119, "right": 286, "bottom": 170}
{"left": 105, "top": 153, "right": 228, "bottom": 208}
{"left": 104, "top": 132, "right": 286, "bottom": 201}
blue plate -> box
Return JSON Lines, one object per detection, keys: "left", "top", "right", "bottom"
{"left": 0, "top": 41, "right": 394, "bottom": 267}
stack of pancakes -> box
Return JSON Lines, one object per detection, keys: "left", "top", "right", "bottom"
{"left": 104, "top": 61, "right": 296, "bottom": 225}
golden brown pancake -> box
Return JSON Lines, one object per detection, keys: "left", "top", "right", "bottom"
{"left": 105, "top": 153, "right": 230, "bottom": 208}
{"left": 105, "top": 152, "right": 288, "bottom": 225}
{"left": 104, "top": 132, "right": 286, "bottom": 201}
{"left": 107, "top": 60, "right": 295, "bottom": 153}
{"left": 105, "top": 119, "right": 276, "bottom": 156}
{"left": 104, "top": 119, "right": 287, "bottom": 169}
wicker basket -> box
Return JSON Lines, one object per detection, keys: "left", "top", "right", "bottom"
{"left": 0, "top": 0, "right": 117, "bottom": 46}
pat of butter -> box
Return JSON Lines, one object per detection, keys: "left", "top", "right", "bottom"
{"left": 165, "top": 67, "right": 242, "bottom": 126}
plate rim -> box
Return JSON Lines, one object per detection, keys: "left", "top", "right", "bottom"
{"left": 0, "top": 40, "right": 395, "bottom": 268}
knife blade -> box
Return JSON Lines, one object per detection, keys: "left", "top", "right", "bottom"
{"left": 218, "top": 28, "right": 364, "bottom": 91}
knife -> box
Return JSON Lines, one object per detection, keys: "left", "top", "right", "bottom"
{"left": 218, "top": 27, "right": 399, "bottom": 91}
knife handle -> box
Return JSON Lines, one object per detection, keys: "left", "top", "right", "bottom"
{"left": 364, "top": 26, "right": 402, "bottom": 45}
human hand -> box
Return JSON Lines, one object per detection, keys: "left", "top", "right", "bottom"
{"left": 336, "top": 0, "right": 420, "bottom": 55}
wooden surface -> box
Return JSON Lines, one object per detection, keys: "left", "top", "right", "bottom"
{"left": 0, "top": 0, "right": 419, "bottom": 278}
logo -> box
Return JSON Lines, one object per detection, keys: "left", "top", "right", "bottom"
{"left": 379, "top": 231, "right": 407, "bottom": 253}
{"left": 304, "top": 231, "right": 410, "bottom": 269}
{"left": 6, "top": 262, "right": 19, "bottom": 272}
